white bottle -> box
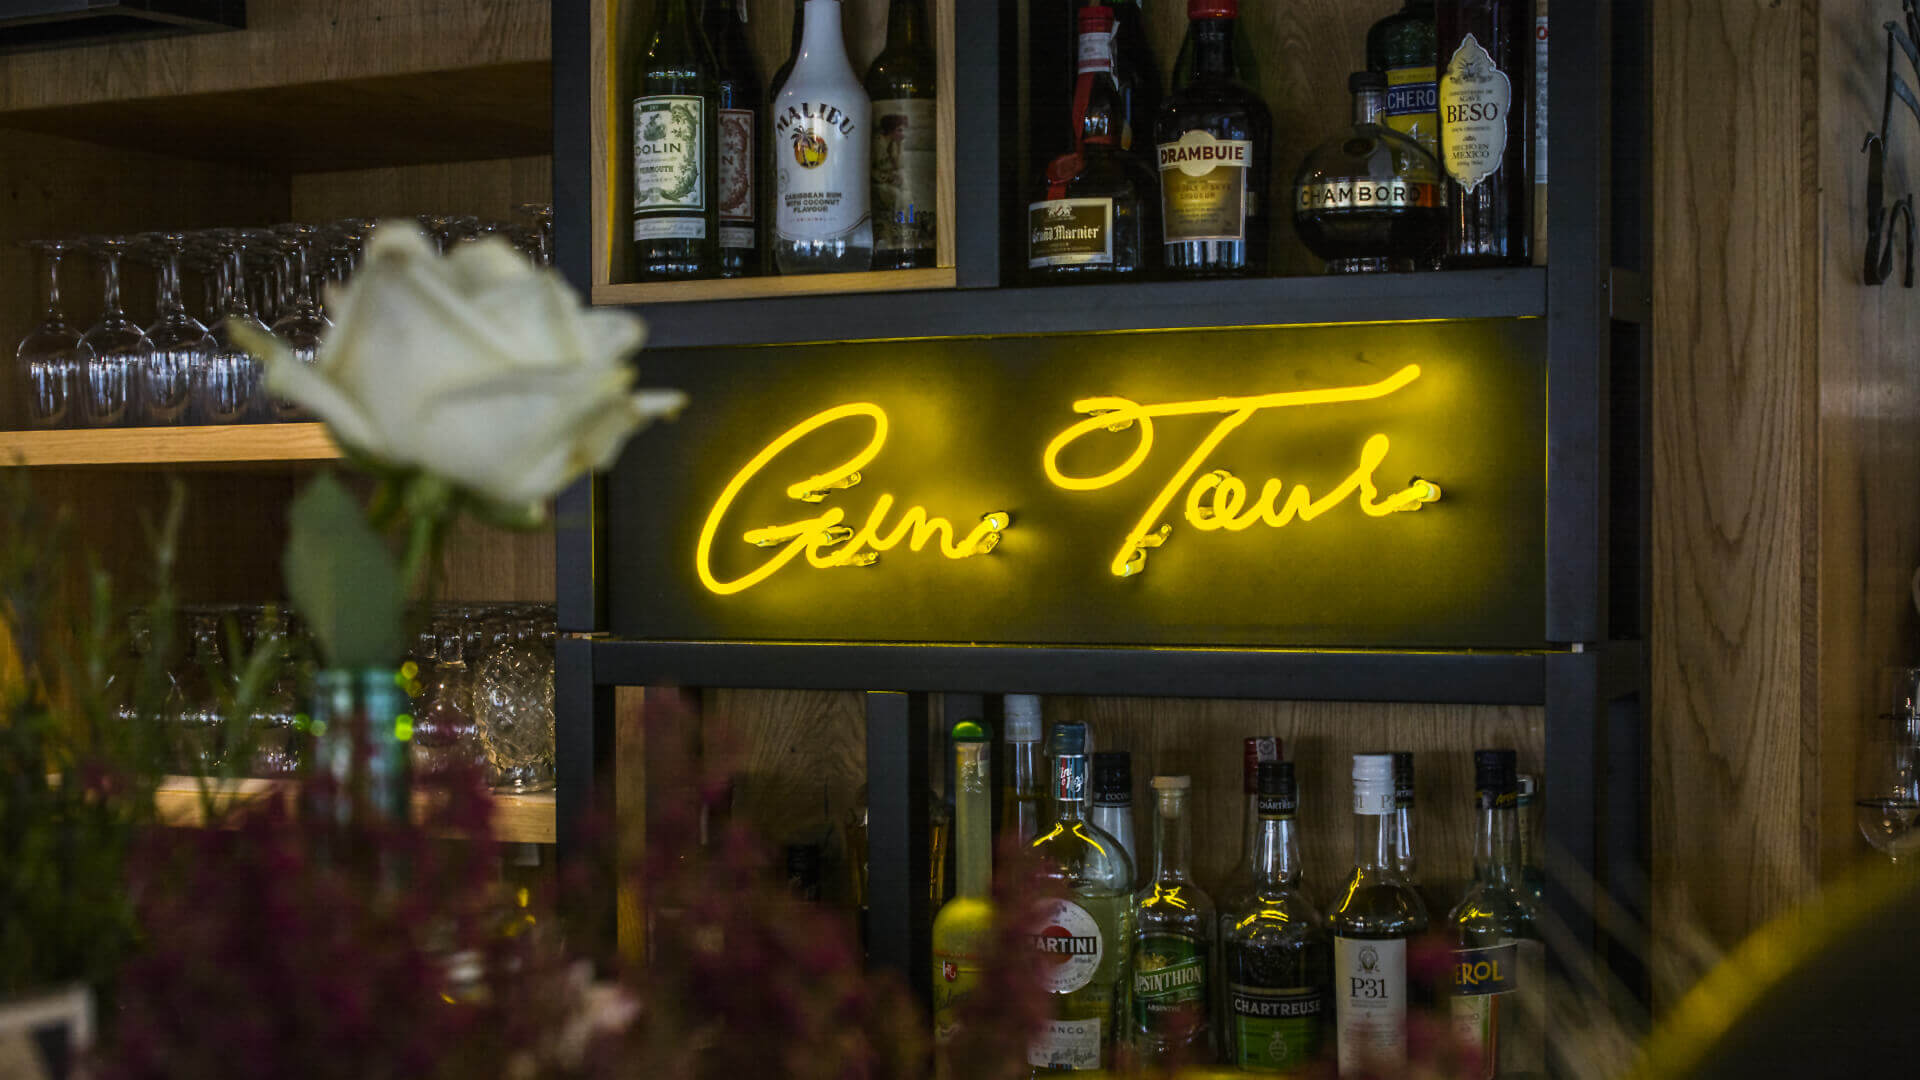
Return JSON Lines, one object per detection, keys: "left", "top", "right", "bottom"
{"left": 771, "top": 0, "right": 873, "bottom": 273}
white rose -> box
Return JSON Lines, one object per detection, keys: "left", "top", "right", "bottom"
{"left": 238, "top": 221, "right": 683, "bottom": 510}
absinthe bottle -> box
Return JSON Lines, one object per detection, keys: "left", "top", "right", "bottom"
{"left": 632, "top": 0, "right": 721, "bottom": 279}
{"left": 1028, "top": 723, "right": 1133, "bottom": 1072}
{"left": 1131, "top": 775, "right": 1215, "bottom": 1066}
{"left": 705, "top": 0, "right": 763, "bottom": 277}
{"left": 771, "top": 0, "right": 873, "bottom": 273}
{"left": 866, "top": 0, "right": 939, "bottom": 269}
{"left": 1330, "top": 753, "right": 1429, "bottom": 1076}
{"left": 1447, "top": 750, "right": 1546, "bottom": 1079}
{"left": 1221, "top": 762, "right": 1331, "bottom": 1074}
{"left": 931, "top": 721, "right": 993, "bottom": 1068}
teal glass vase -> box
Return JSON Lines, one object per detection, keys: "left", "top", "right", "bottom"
{"left": 301, "top": 667, "right": 413, "bottom": 829}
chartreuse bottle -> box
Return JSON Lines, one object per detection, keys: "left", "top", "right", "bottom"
{"left": 931, "top": 720, "right": 993, "bottom": 1067}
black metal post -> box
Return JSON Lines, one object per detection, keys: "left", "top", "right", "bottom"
{"left": 953, "top": 0, "right": 1005, "bottom": 288}
{"left": 865, "top": 690, "right": 933, "bottom": 999}
{"left": 555, "top": 636, "right": 618, "bottom": 964}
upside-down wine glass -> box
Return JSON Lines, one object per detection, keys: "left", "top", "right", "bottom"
{"left": 1857, "top": 703, "right": 1920, "bottom": 862}
{"left": 138, "top": 233, "right": 211, "bottom": 426}
{"left": 200, "top": 231, "right": 271, "bottom": 424}
{"left": 16, "top": 239, "right": 81, "bottom": 428}
{"left": 267, "top": 224, "right": 332, "bottom": 422}
{"left": 76, "top": 237, "right": 151, "bottom": 428}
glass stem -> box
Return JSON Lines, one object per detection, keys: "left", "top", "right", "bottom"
{"left": 157, "top": 249, "right": 185, "bottom": 317}
{"left": 100, "top": 251, "right": 123, "bottom": 317}
{"left": 39, "top": 250, "right": 65, "bottom": 321}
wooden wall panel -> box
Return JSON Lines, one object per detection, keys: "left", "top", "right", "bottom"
{"left": 289, "top": 156, "right": 555, "bottom": 225}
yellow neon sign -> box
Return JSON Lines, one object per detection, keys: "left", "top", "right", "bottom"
{"left": 695, "top": 402, "right": 1008, "bottom": 596}
{"left": 1042, "top": 365, "right": 1440, "bottom": 576}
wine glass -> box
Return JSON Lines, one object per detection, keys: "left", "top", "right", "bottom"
{"left": 266, "top": 223, "right": 333, "bottom": 422}
{"left": 197, "top": 230, "right": 270, "bottom": 425}
{"left": 15, "top": 239, "right": 82, "bottom": 428}
{"left": 137, "top": 232, "right": 211, "bottom": 426}
{"left": 75, "top": 237, "right": 152, "bottom": 428}
{"left": 1856, "top": 709, "right": 1920, "bottom": 861}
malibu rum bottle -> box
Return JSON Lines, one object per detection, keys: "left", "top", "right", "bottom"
{"left": 866, "top": 0, "right": 939, "bottom": 269}
{"left": 771, "top": 0, "right": 873, "bottom": 273}
{"left": 1131, "top": 775, "right": 1215, "bottom": 1066}
{"left": 1448, "top": 750, "right": 1546, "bottom": 1079}
{"left": 1221, "top": 762, "right": 1331, "bottom": 1074}
{"left": 1330, "top": 753, "right": 1429, "bottom": 1075}
{"left": 1029, "top": 722, "right": 1134, "bottom": 1072}
{"left": 631, "top": 0, "right": 721, "bottom": 279}
{"left": 1155, "top": 0, "right": 1271, "bottom": 277}
{"left": 1437, "top": 0, "right": 1533, "bottom": 265}
{"left": 706, "top": 0, "right": 763, "bottom": 277}
{"left": 932, "top": 720, "right": 994, "bottom": 1065}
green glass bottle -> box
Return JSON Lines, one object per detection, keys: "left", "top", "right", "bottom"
{"left": 631, "top": 0, "right": 722, "bottom": 279}
{"left": 1221, "top": 762, "right": 1331, "bottom": 1075}
{"left": 1028, "top": 721, "right": 1134, "bottom": 1073}
{"left": 866, "top": 0, "right": 939, "bottom": 269}
{"left": 1367, "top": 1, "right": 1440, "bottom": 158}
{"left": 705, "top": 0, "right": 763, "bottom": 277}
{"left": 1155, "top": 0, "right": 1272, "bottom": 278}
{"left": 1329, "top": 752, "right": 1429, "bottom": 1076}
{"left": 931, "top": 721, "right": 993, "bottom": 1062}
{"left": 1131, "top": 775, "right": 1214, "bottom": 1065}
{"left": 1447, "top": 750, "right": 1547, "bottom": 1079}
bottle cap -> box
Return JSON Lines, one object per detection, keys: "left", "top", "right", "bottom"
{"left": 1517, "top": 773, "right": 1538, "bottom": 804}
{"left": 1349, "top": 70, "right": 1387, "bottom": 93}
{"left": 1150, "top": 774, "right": 1191, "bottom": 791}
{"left": 1353, "top": 753, "right": 1394, "bottom": 815}
{"left": 1242, "top": 736, "right": 1281, "bottom": 794}
{"left": 1188, "top": 0, "right": 1237, "bottom": 18}
{"left": 1256, "top": 761, "right": 1296, "bottom": 814}
{"left": 1048, "top": 720, "right": 1087, "bottom": 757}
{"left": 1005, "top": 694, "right": 1042, "bottom": 737}
{"left": 952, "top": 719, "right": 987, "bottom": 743}
{"left": 1475, "top": 749, "right": 1519, "bottom": 796}
{"left": 1392, "top": 751, "right": 1415, "bottom": 807}
{"left": 1092, "top": 751, "right": 1132, "bottom": 805}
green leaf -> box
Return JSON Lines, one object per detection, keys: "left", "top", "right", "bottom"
{"left": 283, "top": 472, "right": 404, "bottom": 669}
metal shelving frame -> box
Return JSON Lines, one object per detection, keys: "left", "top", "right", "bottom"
{"left": 550, "top": 0, "right": 1652, "bottom": 1059}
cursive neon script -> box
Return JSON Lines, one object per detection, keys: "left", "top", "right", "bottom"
{"left": 1041, "top": 365, "right": 1440, "bottom": 577}
{"left": 695, "top": 403, "right": 1008, "bottom": 596}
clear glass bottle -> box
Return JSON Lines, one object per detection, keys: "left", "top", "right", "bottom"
{"left": 932, "top": 720, "right": 993, "bottom": 1061}
{"left": 1293, "top": 72, "right": 1446, "bottom": 274}
{"left": 866, "top": 0, "right": 938, "bottom": 269}
{"left": 1155, "top": 0, "right": 1271, "bottom": 278}
{"left": 1516, "top": 773, "right": 1546, "bottom": 905}
{"left": 1368, "top": 0, "right": 1440, "bottom": 157}
{"left": 1028, "top": 722, "right": 1133, "bottom": 1073}
{"left": 1392, "top": 750, "right": 1417, "bottom": 882}
{"left": 771, "top": 0, "right": 873, "bottom": 273}
{"left": 1447, "top": 750, "right": 1546, "bottom": 1078}
{"left": 1221, "top": 761, "right": 1331, "bottom": 1074}
{"left": 706, "top": 0, "right": 763, "bottom": 277}
{"left": 631, "top": 0, "right": 722, "bottom": 280}
{"left": 1089, "top": 750, "right": 1137, "bottom": 886}
{"left": 1131, "top": 775, "right": 1214, "bottom": 1066}
{"left": 1218, "top": 736, "right": 1284, "bottom": 925}
{"left": 1003, "top": 694, "right": 1047, "bottom": 847}
{"left": 1329, "top": 752, "right": 1428, "bottom": 1076}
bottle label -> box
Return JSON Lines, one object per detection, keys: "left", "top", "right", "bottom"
{"left": 774, "top": 100, "right": 869, "bottom": 243}
{"left": 1056, "top": 755, "right": 1089, "bottom": 802}
{"left": 718, "top": 107, "right": 756, "bottom": 232}
{"left": 633, "top": 95, "right": 705, "bottom": 221}
{"left": 1028, "top": 198, "right": 1115, "bottom": 268}
{"left": 1230, "top": 984, "right": 1325, "bottom": 1072}
{"left": 1256, "top": 792, "right": 1296, "bottom": 817}
{"left": 1385, "top": 65, "right": 1439, "bottom": 155}
{"left": 1158, "top": 130, "right": 1254, "bottom": 243}
{"left": 1077, "top": 26, "right": 1115, "bottom": 73}
{"left": 1032, "top": 898, "right": 1103, "bottom": 993}
{"left": 1353, "top": 782, "right": 1395, "bottom": 815}
{"left": 1450, "top": 941, "right": 1544, "bottom": 1079}
{"left": 932, "top": 952, "right": 983, "bottom": 1046}
{"left": 1296, "top": 179, "right": 1441, "bottom": 212}
{"left": 871, "top": 98, "right": 937, "bottom": 254}
{"left": 1335, "top": 936, "right": 1407, "bottom": 1074}
{"left": 1027, "top": 1017, "right": 1102, "bottom": 1070}
{"left": 1133, "top": 932, "right": 1207, "bottom": 1033}
{"left": 1535, "top": 16, "right": 1549, "bottom": 183}
{"left": 1243, "top": 736, "right": 1279, "bottom": 794}
{"left": 1440, "top": 33, "right": 1514, "bottom": 193}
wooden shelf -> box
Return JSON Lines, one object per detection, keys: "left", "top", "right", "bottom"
{"left": 0, "top": 423, "right": 340, "bottom": 467}
{"left": 154, "top": 776, "right": 558, "bottom": 845}
{"left": 593, "top": 267, "right": 956, "bottom": 307}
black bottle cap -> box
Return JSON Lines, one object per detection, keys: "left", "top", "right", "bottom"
{"left": 1092, "top": 751, "right": 1132, "bottom": 806}
{"left": 1475, "top": 749, "right": 1519, "bottom": 795}
{"left": 1255, "top": 760, "right": 1296, "bottom": 815}
{"left": 1350, "top": 70, "right": 1387, "bottom": 93}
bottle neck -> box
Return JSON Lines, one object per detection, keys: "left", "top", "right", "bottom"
{"left": 1189, "top": 18, "right": 1237, "bottom": 81}
{"left": 1151, "top": 790, "right": 1193, "bottom": 881}
{"left": 799, "top": 0, "right": 850, "bottom": 65}
{"left": 1394, "top": 803, "right": 1416, "bottom": 877}
{"left": 1475, "top": 797, "right": 1521, "bottom": 887}
{"left": 884, "top": 0, "right": 928, "bottom": 54}
{"left": 1353, "top": 807, "right": 1398, "bottom": 871}
{"left": 1252, "top": 812, "right": 1301, "bottom": 887}
{"left": 1072, "top": 23, "right": 1124, "bottom": 147}
{"left": 1354, "top": 87, "right": 1387, "bottom": 126}
{"left": 1052, "top": 754, "right": 1088, "bottom": 823}
{"left": 954, "top": 741, "right": 991, "bottom": 899}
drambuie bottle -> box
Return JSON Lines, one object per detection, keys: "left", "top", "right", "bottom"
{"left": 1154, "top": 0, "right": 1272, "bottom": 277}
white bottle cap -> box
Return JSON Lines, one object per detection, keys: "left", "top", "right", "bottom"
{"left": 1352, "top": 753, "right": 1395, "bottom": 815}
{"left": 1004, "top": 694, "right": 1042, "bottom": 741}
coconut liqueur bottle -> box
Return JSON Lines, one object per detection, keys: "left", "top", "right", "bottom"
{"left": 865, "top": 0, "right": 939, "bottom": 269}
{"left": 932, "top": 721, "right": 993, "bottom": 1064}
{"left": 1330, "top": 753, "right": 1429, "bottom": 1075}
{"left": 1029, "top": 723, "right": 1133, "bottom": 1073}
{"left": 1090, "top": 751, "right": 1138, "bottom": 885}
{"left": 1222, "top": 762, "right": 1331, "bottom": 1074}
{"left": 1131, "top": 775, "right": 1215, "bottom": 1065}
{"left": 631, "top": 0, "right": 722, "bottom": 279}
{"left": 1448, "top": 750, "right": 1546, "bottom": 1079}
{"left": 771, "top": 0, "right": 873, "bottom": 273}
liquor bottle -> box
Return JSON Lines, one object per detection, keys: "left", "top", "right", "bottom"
{"left": 1532, "top": 0, "right": 1548, "bottom": 262}
{"left": 1447, "top": 750, "right": 1546, "bottom": 1078}
{"left": 1086, "top": 0, "right": 1161, "bottom": 157}
{"left": 1516, "top": 773, "right": 1545, "bottom": 905}
{"left": 1367, "top": 0, "right": 1439, "bottom": 158}
{"left": 1217, "top": 737, "right": 1283, "bottom": 939}
{"left": 1155, "top": 0, "right": 1272, "bottom": 278}
{"left": 1330, "top": 753, "right": 1429, "bottom": 1076}
{"left": 866, "top": 0, "right": 939, "bottom": 269}
{"left": 771, "top": 0, "right": 873, "bottom": 273}
{"left": 1028, "top": 4, "right": 1159, "bottom": 281}
{"left": 1004, "top": 694, "right": 1048, "bottom": 847}
{"left": 1221, "top": 762, "right": 1331, "bottom": 1074}
{"left": 1392, "top": 751, "right": 1417, "bottom": 882}
{"left": 631, "top": 0, "right": 722, "bottom": 279}
{"left": 1090, "top": 751, "right": 1138, "bottom": 885}
{"left": 1131, "top": 775, "right": 1215, "bottom": 1065}
{"left": 1437, "top": 0, "right": 1533, "bottom": 266}
{"left": 1029, "top": 722, "right": 1134, "bottom": 1072}
{"left": 932, "top": 720, "right": 994, "bottom": 1059}
{"left": 706, "top": 0, "right": 763, "bottom": 277}
{"left": 1292, "top": 71, "right": 1446, "bottom": 274}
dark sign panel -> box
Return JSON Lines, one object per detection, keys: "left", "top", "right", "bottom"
{"left": 608, "top": 318, "right": 1546, "bottom": 648}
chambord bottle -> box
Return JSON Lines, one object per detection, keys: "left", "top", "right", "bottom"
{"left": 1447, "top": 750, "right": 1546, "bottom": 1078}
{"left": 1029, "top": 721, "right": 1134, "bottom": 1073}
{"left": 1330, "top": 753, "right": 1429, "bottom": 1076}
{"left": 1131, "top": 775, "right": 1215, "bottom": 1066}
